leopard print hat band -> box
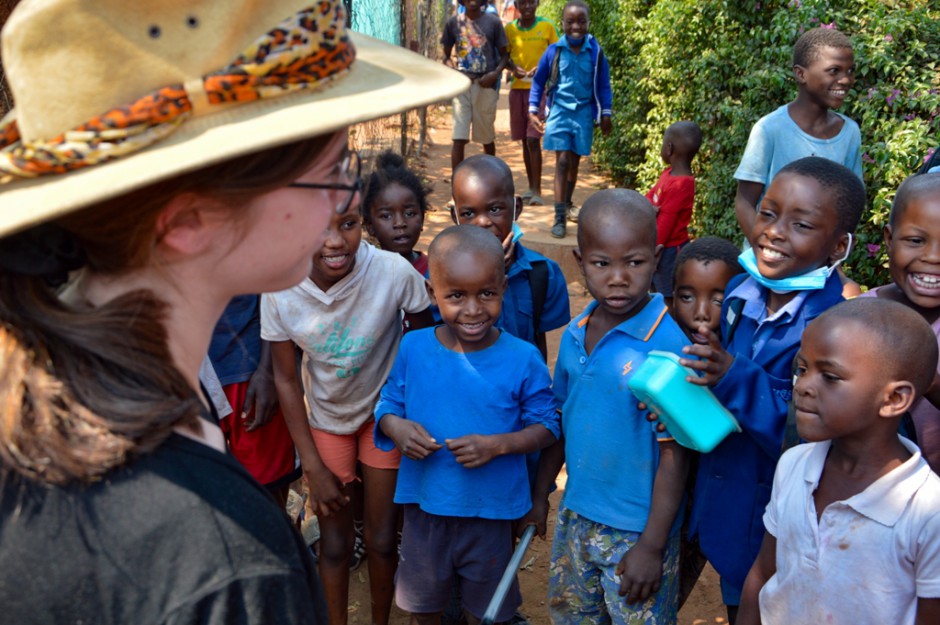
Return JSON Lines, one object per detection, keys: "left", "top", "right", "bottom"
{"left": 0, "top": 4, "right": 354, "bottom": 182}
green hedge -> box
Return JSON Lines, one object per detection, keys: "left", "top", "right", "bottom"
{"left": 538, "top": 0, "right": 940, "bottom": 287}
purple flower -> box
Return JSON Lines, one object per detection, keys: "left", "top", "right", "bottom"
{"left": 810, "top": 17, "right": 819, "bottom": 23}
{"left": 821, "top": 21, "right": 836, "bottom": 29}
{"left": 884, "top": 34, "right": 893, "bottom": 42}
{"left": 887, "top": 89, "right": 901, "bottom": 106}
{"left": 925, "top": 148, "right": 936, "bottom": 163}
{"left": 867, "top": 87, "right": 878, "bottom": 100}
{"left": 862, "top": 152, "right": 875, "bottom": 164}
{"left": 789, "top": 0, "right": 801, "bottom": 7}
{"left": 905, "top": 114, "right": 915, "bottom": 121}
{"left": 866, "top": 244, "right": 880, "bottom": 258}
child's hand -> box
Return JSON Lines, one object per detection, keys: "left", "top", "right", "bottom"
{"left": 243, "top": 367, "right": 278, "bottom": 432}
{"left": 600, "top": 116, "right": 613, "bottom": 136}
{"left": 615, "top": 542, "right": 664, "bottom": 605}
{"left": 679, "top": 325, "right": 734, "bottom": 386}
{"left": 512, "top": 65, "right": 528, "bottom": 80}
{"left": 304, "top": 464, "right": 350, "bottom": 518}
{"left": 479, "top": 71, "right": 498, "bottom": 89}
{"left": 387, "top": 418, "right": 443, "bottom": 460}
{"left": 516, "top": 497, "right": 550, "bottom": 538}
{"left": 446, "top": 434, "right": 500, "bottom": 468}
{"left": 528, "top": 113, "right": 545, "bottom": 135}
{"left": 640, "top": 401, "right": 668, "bottom": 433}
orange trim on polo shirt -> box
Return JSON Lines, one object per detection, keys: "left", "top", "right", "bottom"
{"left": 643, "top": 305, "right": 669, "bottom": 342}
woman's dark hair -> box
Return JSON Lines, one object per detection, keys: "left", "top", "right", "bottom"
{"left": 0, "top": 134, "right": 331, "bottom": 485}
{"left": 361, "top": 150, "right": 430, "bottom": 222}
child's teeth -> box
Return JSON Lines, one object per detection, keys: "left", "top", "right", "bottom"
{"left": 762, "top": 248, "right": 785, "bottom": 260}
{"left": 913, "top": 273, "right": 940, "bottom": 287}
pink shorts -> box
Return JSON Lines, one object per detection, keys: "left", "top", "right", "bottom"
{"left": 310, "top": 418, "right": 401, "bottom": 484}
{"left": 509, "top": 88, "right": 543, "bottom": 141}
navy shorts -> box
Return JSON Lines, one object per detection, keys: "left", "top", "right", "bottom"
{"left": 395, "top": 505, "right": 521, "bottom": 620}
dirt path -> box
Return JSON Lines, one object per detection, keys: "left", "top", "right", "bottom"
{"left": 348, "top": 91, "right": 728, "bottom": 625}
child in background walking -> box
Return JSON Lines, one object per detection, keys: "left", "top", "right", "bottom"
{"left": 505, "top": 0, "right": 558, "bottom": 206}
{"left": 450, "top": 154, "right": 570, "bottom": 360}
{"left": 442, "top": 0, "right": 509, "bottom": 173}
{"left": 681, "top": 157, "right": 865, "bottom": 623}
{"left": 376, "top": 225, "right": 560, "bottom": 625}
{"left": 738, "top": 299, "right": 940, "bottom": 625}
{"left": 363, "top": 150, "right": 431, "bottom": 333}
{"left": 526, "top": 189, "right": 690, "bottom": 624}
{"left": 528, "top": 0, "right": 612, "bottom": 238}
{"left": 261, "top": 192, "right": 434, "bottom": 625}
{"left": 860, "top": 172, "right": 940, "bottom": 472}
{"left": 734, "top": 27, "right": 862, "bottom": 237}
{"left": 647, "top": 121, "right": 702, "bottom": 306}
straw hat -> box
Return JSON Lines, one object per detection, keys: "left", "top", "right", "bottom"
{"left": 0, "top": 0, "right": 469, "bottom": 238}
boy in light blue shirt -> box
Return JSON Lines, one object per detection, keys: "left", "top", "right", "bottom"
{"left": 525, "top": 189, "right": 690, "bottom": 624}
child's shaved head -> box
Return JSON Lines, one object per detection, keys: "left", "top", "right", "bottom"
{"left": 792, "top": 27, "right": 853, "bottom": 68}
{"left": 665, "top": 121, "right": 702, "bottom": 157}
{"left": 814, "top": 298, "right": 938, "bottom": 395}
{"left": 577, "top": 189, "right": 657, "bottom": 249}
{"left": 889, "top": 172, "right": 940, "bottom": 227}
{"left": 452, "top": 154, "right": 515, "bottom": 198}
{"left": 429, "top": 224, "right": 505, "bottom": 281}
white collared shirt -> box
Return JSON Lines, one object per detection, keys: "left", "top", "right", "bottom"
{"left": 760, "top": 437, "right": 940, "bottom": 624}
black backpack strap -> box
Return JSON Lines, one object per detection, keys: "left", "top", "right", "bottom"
{"left": 544, "top": 46, "right": 562, "bottom": 99}
{"left": 528, "top": 260, "right": 550, "bottom": 360}
{"left": 724, "top": 297, "right": 746, "bottom": 345}
{"left": 528, "top": 260, "right": 549, "bottom": 333}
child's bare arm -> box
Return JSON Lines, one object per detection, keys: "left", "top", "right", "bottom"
{"left": 408, "top": 307, "right": 435, "bottom": 331}
{"left": 479, "top": 45, "right": 509, "bottom": 89}
{"left": 271, "top": 340, "right": 349, "bottom": 516}
{"left": 378, "top": 414, "right": 443, "bottom": 460}
{"left": 442, "top": 43, "right": 455, "bottom": 68}
{"left": 735, "top": 180, "right": 764, "bottom": 238}
{"left": 679, "top": 325, "right": 735, "bottom": 386}
{"left": 446, "top": 423, "right": 555, "bottom": 468}
{"left": 917, "top": 598, "right": 940, "bottom": 624}
{"left": 737, "top": 532, "right": 778, "bottom": 625}
{"left": 615, "top": 440, "right": 689, "bottom": 604}
{"left": 518, "top": 434, "right": 565, "bottom": 538}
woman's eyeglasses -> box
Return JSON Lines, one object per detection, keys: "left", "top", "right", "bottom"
{"left": 288, "top": 150, "right": 362, "bottom": 214}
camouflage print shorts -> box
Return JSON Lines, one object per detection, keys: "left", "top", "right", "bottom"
{"left": 548, "top": 506, "right": 680, "bottom": 625}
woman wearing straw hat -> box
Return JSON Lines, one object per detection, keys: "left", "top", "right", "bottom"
{"left": 0, "top": 1, "right": 467, "bottom": 623}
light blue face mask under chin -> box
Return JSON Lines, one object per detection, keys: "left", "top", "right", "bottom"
{"left": 738, "top": 234, "right": 852, "bottom": 293}
{"left": 565, "top": 34, "right": 585, "bottom": 47}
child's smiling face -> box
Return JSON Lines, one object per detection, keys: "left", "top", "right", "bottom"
{"left": 795, "top": 45, "right": 855, "bottom": 111}
{"left": 428, "top": 248, "right": 506, "bottom": 352}
{"left": 884, "top": 192, "right": 940, "bottom": 313}
{"left": 365, "top": 182, "right": 423, "bottom": 256}
{"left": 451, "top": 169, "right": 520, "bottom": 245}
{"left": 561, "top": 4, "right": 590, "bottom": 40}
{"left": 310, "top": 201, "right": 362, "bottom": 291}
{"left": 517, "top": 0, "right": 539, "bottom": 22}
{"left": 672, "top": 259, "right": 739, "bottom": 344}
{"left": 750, "top": 172, "right": 847, "bottom": 280}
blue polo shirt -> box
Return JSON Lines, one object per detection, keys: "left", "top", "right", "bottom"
{"left": 498, "top": 244, "right": 570, "bottom": 345}
{"left": 555, "top": 294, "right": 690, "bottom": 532}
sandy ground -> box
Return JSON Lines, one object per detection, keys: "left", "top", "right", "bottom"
{"left": 346, "top": 91, "right": 728, "bottom": 625}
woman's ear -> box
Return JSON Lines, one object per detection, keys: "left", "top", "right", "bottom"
{"left": 154, "top": 193, "right": 222, "bottom": 257}
{"left": 880, "top": 380, "right": 916, "bottom": 419}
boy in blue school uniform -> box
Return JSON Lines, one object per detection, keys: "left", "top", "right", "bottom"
{"left": 525, "top": 189, "right": 691, "bottom": 624}
{"left": 679, "top": 156, "right": 866, "bottom": 624}
{"left": 375, "top": 225, "right": 560, "bottom": 625}
{"left": 450, "top": 154, "right": 570, "bottom": 360}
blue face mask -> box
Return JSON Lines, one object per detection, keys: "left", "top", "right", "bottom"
{"left": 565, "top": 34, "right": 585, "bottom": 47}
{"left": 738, "top": 234, "right": 852, "bottom": 293}
{"left": 511, "top": 221, "right": 524, "bottom": 243}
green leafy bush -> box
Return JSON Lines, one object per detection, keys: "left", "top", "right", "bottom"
{"left": 539, "top": 0, "right": 940, "bottom": 287}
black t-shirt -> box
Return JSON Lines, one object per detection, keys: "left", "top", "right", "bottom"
{"left": 0, "top": 434, "right": 327, "bottom": 625}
